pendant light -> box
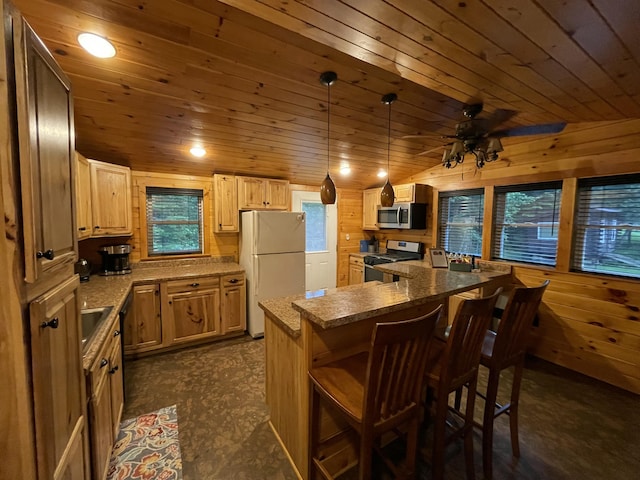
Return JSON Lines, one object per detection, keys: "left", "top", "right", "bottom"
{"left": 319, "top": 71, "right": 337, "bottom": 205}
{"left": 380, "top": 93, "right": 397, "bottom": 207}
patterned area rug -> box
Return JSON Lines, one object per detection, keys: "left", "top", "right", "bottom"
{"left": 107, "top": 405, "right": 183, "bottom": 480}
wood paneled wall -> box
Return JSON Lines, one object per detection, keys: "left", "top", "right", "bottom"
{"left": 401, "top": 119, "right": 640, "bottom": 394}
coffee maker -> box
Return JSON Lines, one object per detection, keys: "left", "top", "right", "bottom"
{"left": 99, "top": 244, "right": 132, "bottom": 275}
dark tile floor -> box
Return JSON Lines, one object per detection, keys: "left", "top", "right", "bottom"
{"left": 122, "top": 336, "right": 639, "bottom": 480}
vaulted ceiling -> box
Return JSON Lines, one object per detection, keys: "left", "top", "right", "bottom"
{"left": 14, "top": 0, "right": 640, "bottom": 189}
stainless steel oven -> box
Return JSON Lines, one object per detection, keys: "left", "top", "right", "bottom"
{"left": 376, "top": 203, "right": 427, "bottom": 229}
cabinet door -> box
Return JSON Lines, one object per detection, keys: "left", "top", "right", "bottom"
{"left": 75, "top": 152, "right": 92, "bottom": 239}
{"left": 165, "top": 286, "right": 221, "bottom": 343}
{"left": 237, "top": 177, "right": 267, "bottom": 209}
{"left": 29, "top": 275, "right": 86, "bottom": 480}
{"left": 89, "top": 160, "right": 132, "bottom": 236}
{"left": 108, "top": 336, "right": 124, "bottom": 438}
{"left": 222, "top": 274, "right": 246, "bottom": 333}
{"left": 214, "top": 174, "right": 238, "bottom": 232}
{"left": 266, "top": 180, "right": 289, "bottom": 210}
{"left": 348, "top": 257, "right": 364, "bottom": 285}
{"left": 363, "top": 189, "right": 380, "bottom": 230}
{"left": 53, "top": 417, "right": 89, "bottom": 480}
{"left": 15, "top": 19, "right": 76, "bottom": 283}
{"left": 393, "top": 183, "right": 414, "bottom": 203}
{"left": 90, "top": 370, "right": 113, "bottom": 480}
{"left": 125, "top": 283, "right": 162, "bottom": 354}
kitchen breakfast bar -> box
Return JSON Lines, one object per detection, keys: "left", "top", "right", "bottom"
{"left": 259, "top": 261, "right": 512, "bottom": 479}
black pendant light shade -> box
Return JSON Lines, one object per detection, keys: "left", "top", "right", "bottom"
{"left": 380, "top": 93, "right": 397, "bottom": 207}
{"left": 320, "top": 71, "right": 338, "bottom": 205}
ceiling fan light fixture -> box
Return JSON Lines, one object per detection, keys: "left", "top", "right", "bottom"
{"left": 77, "top": 33, "right": 116, "bottom": 58}
{"left": 380, "top": 93, "right": 397, "bottom": 207}
{"left": 319, "top": 71, "right": 338, "bottom": 205}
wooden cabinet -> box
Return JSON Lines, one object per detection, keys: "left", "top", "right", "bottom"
{"left": 15, "top": 18, "right": 76, "bottom": 283}
{"left": 237, "top": 176, "right": 289, "bottom": 210}
{"left": 348, "top": 255, "right": 364, "bottom": 285}
{"left": 162, "top": 276, "right": 221, "bottom": 345}
{"left": 214, "top": 174, "right": 238, "bottom": 232}
{"left": 87, "top": 319, "right": 124, "bottom": 480}
{"left": 125, "top": 283, "right": 163, "bottom": 354}
{"left": 221, "top": 273, "right": 246, "bottom": 334}
{"left": 75, "top": 153, "right": 92, "bottom": 240}
{"left": 89, "top": 159, "right": 132, "bottom": 236}
{"left": 363, "top": 188, "right": 380, "bottom": 230}
{"left": 29, "top": 275, "right": 88, "bottom": 480}
{"left": 393, "top": 183, "right": 430, "bottom": 204}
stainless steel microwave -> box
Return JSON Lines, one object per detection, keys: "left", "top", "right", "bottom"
{"left": 376, "top": 203, "right": 427, "bottom": 229}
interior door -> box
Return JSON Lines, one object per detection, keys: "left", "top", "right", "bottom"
{"left": 292, "top": 191, "right": 337, "bottom": 292}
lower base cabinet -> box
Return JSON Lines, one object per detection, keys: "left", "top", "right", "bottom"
{"left": 87, "top": 319, "right": 124, "bottom": 480}
{"left": 348, "top": 255, "right": 364, "bottom": 285}
{"left": 124, "top": 273, "right": 247, "bottom": 357}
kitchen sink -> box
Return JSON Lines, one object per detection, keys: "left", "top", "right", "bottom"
{"left": 81, "top": 306, "right": 114, "bottom": 349}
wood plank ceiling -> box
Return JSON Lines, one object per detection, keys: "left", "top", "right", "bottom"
{"left": 14, "top": 0, "right": 640, "bottom": 189}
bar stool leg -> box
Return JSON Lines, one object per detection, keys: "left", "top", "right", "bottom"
{"left": 464, "top": 380, "right": 477, "bottom": 480}
{"left": 510, "top": 361, "right": 525, "bottom": 457}
{"left": 431, "top": 391, "right": 448, "bottom": 480}
{"left": 482, "top": 369, "right": 501, "bottom": 480}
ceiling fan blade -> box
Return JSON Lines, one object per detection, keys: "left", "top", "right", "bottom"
{"left": 402, "top": 134, "right": 456, "bottom": 140}
{"left": 482, "top": 109, "right": 518, "bottom": 132}
{"left": 416, "top": 142, "right": 453, "bottom": 156}
{"left": 492, "top": 122, "right": 567, "bottom": 138}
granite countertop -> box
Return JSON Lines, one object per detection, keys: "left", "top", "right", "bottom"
{"left": 80, "top": 259, "right": 244, "bottom": 370}
{"left": 291, "top": 267, "right": 510, "bottom": 330}
{"left": 259, "top": 282, "right": 382, "bottom": 338}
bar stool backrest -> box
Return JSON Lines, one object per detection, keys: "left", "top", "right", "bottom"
{"left": 490, "top": 280, "right": 550, "bottom": 368}
{"left": 364, "top": 305, "right": 442, "bottom": 430}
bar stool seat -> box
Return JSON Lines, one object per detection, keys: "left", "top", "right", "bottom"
{"left": 308, "top": 306, "right": 443, "bottom": 480}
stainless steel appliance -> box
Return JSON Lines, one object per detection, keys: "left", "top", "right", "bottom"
{"left": 74, "top": 258, "right": 91, "bottom": 282}
{"left": 363, "top": 240, "right": 423, "bottom": 282}
{"left": 99, "top": 244, "right": 132, "bottom": 275}
{"left": 376, "top": 203, "right": 427, "bottom": 229}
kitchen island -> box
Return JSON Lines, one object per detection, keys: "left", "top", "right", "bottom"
{"left": 259, "top": 262, "right": 512, "bottom": 479}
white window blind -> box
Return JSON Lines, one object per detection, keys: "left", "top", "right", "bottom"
{"left": 146, "top": 187, "right": 204, "bottom": 256}
{"left": 573, "top": 175, "right": 640, "bottom": 279}
{"left": 492, "top": 182, "right": 562, "bottom": 266}
{"left": 438, "top": 189, "right": 484, "bottom": 256}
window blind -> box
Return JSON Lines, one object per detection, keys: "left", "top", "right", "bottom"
{"left": 573, "top": 175, "right": 640, "bottom": 279}
{"left": 438, "top": 189, "right": 484, "bottom": 256}
{"left": 492, "top": 182, "right": 562, "bottom": 266}
{"left": 146, "top": 187, "right": 204, "bottom": 256}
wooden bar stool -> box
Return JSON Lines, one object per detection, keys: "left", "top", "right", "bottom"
{"left": 308, "top": 305, "right": 443, "bottom": 480}
{"left": 474, "top": 280, "right": 549, "bottom": 480}
{"left": 423, "top": 289, "right": 502, "bottom": 480}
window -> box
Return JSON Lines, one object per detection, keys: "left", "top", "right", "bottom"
{"left": 492, "top": 182, "right": 562, "bottom": 266}
{"left": 438, "top": 189, "right": 484, "bottom": 256}
{"left": 573, "top": 175, "right": 640, "bottom": 279}
{"left": 146, "top": 187, "right": 203, "bottom": 256}
{"left": 302, "top": 201, "right": 327, "bottom": 252}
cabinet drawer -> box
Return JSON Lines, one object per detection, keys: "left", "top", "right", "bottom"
{"left": 166, "top": 276, "right": 220, "bottom": 293}
{"left": 222, "top": 273, "right": 245, "bottom": 287}
{"left": 349, "top": 256, "right": 364, "bottom": 266}
{"left": 88, "top": 320, "right": 121, "bottom": 395}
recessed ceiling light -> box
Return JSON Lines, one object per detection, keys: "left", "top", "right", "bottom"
{"left": 77, "top": 33, "right": 116, "bottom": 58}
{"left": 190, "top": 146, "right": 206, "bottom": 157}
{"left": 340, "top": 163, "right": 351, "bottom": 175}
{"left": 377, "top": 170, "right": 387, "bottom": 178}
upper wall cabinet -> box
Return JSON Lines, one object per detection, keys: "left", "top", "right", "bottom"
{"left": 213, "top": 174, "right": 238, "bottom": 232}
{"left": 89, "top": 159, "right": 132, "bottom": 237}
{"left": 237, "top": 176, "right": 289, "bottom": 210}
{"left": 14, "top": 18, "right": 76, "bottom": 283}
{"left": 75, "top": 153, "right": 92, "bottom": 240}
{"left": 393, "top": 183, "right": 430, "bottom": 204}
{"left": 363, "top": 188, "right": 380, "bottom": 230}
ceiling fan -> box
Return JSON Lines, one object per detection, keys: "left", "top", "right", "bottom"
{"left": 404, "top": 103, "right": 566, "bottom": 169}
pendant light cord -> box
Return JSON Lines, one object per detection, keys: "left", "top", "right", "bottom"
{"left": 387, "top": 100, "right": 391, "bottom": 179}
{"left": 327, "top": 81, "right": 331, "bottom": 175}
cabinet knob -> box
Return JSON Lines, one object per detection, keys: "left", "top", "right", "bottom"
{"left": 190, "top": 282, "right": 200, "bottom": 287}
{"left": 113, "top": 330, "right": 121, "bottom": 337}
{"left": 228, "top": 278, "right": 239, "bottom": 284}
{"left": 94, "top": 225, "right": 100, "bottom": 229}
{"left": 109, "top": 365, "right": 119, "bottom": 374}
{"left": 36, "top": 249, "right": 55, "bottom": 260}
{"left": 100, "top": 358, "right": 108, "bottom": 368}
{"left": 41, "top": 317, "right": 59, "bottom": 329}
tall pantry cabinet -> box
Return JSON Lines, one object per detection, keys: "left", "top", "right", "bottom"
{"left": 1, "top": 2, "right": 89, "bottom": 479}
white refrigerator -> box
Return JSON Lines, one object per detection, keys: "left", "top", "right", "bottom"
{"left": 240, "top": 210, "right": 306, "bottom": 338}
